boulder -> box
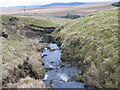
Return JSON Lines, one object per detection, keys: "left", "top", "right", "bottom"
{"left": 2, "top": 30, "right": 8, "bottom": 38}
{"left": 9, "top": 17, "right": 19, "bottom": 23}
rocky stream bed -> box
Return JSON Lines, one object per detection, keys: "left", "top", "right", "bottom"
{"left": 39, "top": 42, "right": 95, "bottom": 89}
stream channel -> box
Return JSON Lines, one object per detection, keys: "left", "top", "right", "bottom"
{"left": 40, "top": 43, "right": 89, "bottom": 89}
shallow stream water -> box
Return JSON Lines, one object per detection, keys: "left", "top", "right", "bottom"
{"left": 41, "top": 44, "right": 86, "bottom": 88}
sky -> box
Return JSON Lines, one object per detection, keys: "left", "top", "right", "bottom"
{"left": 0, "top": 0, "right": 118, "bottom": 7}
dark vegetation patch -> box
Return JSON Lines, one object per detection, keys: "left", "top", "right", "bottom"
{"left": 57, "top": 13, "right": 84, "bottom": 19}
{"left": 112, "top": 2, "right": 120, "bottom": 7}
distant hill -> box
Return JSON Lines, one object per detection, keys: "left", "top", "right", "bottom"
{"left": 111, "top": 2, "right": 120, "bottom": 7}
{"left": 41, "top": 2, "right": 93, "bottom": 7}
{"left": 1, "top": 2, "right": 95, "bottom": 9}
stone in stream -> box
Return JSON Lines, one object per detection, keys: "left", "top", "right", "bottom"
{"left": 41, "top": 53, "right": 47, "bottom": 58}
{"left": 68, "top": 64, "right": 72, "bottom": 68}
{"left": 46, "top": 46, "right": 51, "bottom": 49}
{"left": 59, "top": 74, "right": 69, "bottom": 82}
{"left": 50, "top": 61, "right": 55, "bottom": 63}
{"left": 43, "top": 74, "right": 48, "bottom": 81}
{"left": 60, "top": 65, "right": 65, "bottom": 68}
{"left": 45, "top": 65, "right": 56, "bottom": 70}
{"left": 49, "top": 48, "right": 56, "bottom": 51}
{"left": 46, "top": 46, "right": 57, "bottom": 51}
{"left": 46, "top": 46, "right": 60, "bottom": 51}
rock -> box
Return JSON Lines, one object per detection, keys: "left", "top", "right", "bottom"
{"left": 45, "top": 65, "right": 55, "bottom": 70}
{"left": 46, "top": 46, "right": 56, "bottom": 51}
{"left": 43, "top": 74, "right": 48, "bottom": 81}
{"left": 68, "top": 64, "right": 72, "bottom": 68}
{"left": 60, "top": 74, "right": 69, "bottom": 82}
{"left": 39, "top": 40, "right": 44, "bottom": 43}
{"left": 2, "top": 30, "right": 8, "bottom": 38}
{"left": 49, "top": 48, "right": 56, "bottom": 51}
{"left": 41, "top": 62, "right": 45, "bottom": 66}
{"left": 60, "top": 65, "right": 65, "bottom": 68}
{"left": 46, "top": 46, "right": 51, "bottom": 49}
{"left": 50, "top": 61, "right": 55, "bottom": 63}
{"left": 9, "top": 17, "right": 19, "bottom": 22}
{"left": 41, "top": 54, "right": 47, "bottom": 58}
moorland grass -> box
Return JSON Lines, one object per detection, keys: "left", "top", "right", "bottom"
{"left": 53, "top": 8, "right": 119, "bottom": 88}
{"left": 1, "top": 15, "right": 58, "bottom": 27}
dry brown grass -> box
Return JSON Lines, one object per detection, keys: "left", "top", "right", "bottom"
{"left": 1, "top": 23, "right": 47, "bottom": 87}
{"left": 6, "top": 77, "right": 45, "bottom": 88}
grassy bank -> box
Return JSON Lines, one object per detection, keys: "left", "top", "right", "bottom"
{"left": 1, "top": 32, "right": 46, "bottom": 87}
{"left": 1, "top": 15, "right": 58, "bottom": 27}
{"left": 53, "top": 8, "right": 119, "bottom": 88}
{"left": 1, "top": 15, "right": 52, "bottom": 88}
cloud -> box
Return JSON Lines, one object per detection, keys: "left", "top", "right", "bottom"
{"left": 0, "top": 0, "right": 118, "bottom": 7}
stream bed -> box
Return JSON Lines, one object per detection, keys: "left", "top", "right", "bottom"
{"left": 41, "top": 43, "right": 86, "bottom": 88}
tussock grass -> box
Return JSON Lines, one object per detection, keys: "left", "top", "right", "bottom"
{"left": 53, "top": 8, "right": 119, "bottom": 88}
{"left": 6, "top": 77, "right": 45, "bottom": 88}
{"left": 1, "top": 32, "right": 26, "bottom": 86}
{"left": 1, "top": 15, "right": 48, "bottom": 87}
{"left": 1, "top": 32, "right": 46, "bottom": 87}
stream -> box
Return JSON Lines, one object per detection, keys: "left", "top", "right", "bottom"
{"left": 41, "top": 43, "right": 86, "bottom": 88}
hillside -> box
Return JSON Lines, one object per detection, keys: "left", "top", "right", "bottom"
{"left": 0, "top": 15, "right": 56, "bottom": 88}
{"left": 41, "top": 2, "right": 92, "bottom": 7}
{"left": 1, "top": 15, "right": 58, "bottom": 27}
{"left": 52, "top": 8, "right": 119, "bottom": 88}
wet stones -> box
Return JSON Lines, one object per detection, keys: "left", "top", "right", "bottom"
{"left": 50, "top": 61, "right": 55, "bottom": 64}
{"left": 60, "top": 64, "right": 65, "bottom": 68}
{"left": 45, "top": 65, "right": 55, "bottom": 70}
{"left": 41, "top": 53, "right": 47, "bottom": 58}
{"left": 49, "top": 48, "right": 56, "bottom": 51}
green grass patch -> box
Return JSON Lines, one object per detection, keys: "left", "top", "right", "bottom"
{"left": 1, "top": 15, "right": 58, "bottom": 27}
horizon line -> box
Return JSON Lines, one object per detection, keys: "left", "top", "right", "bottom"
{"left": 0, "top": 1, "right": 115, "bottom": 7}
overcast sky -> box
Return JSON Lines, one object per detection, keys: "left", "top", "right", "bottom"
{"left": 0, "top": 0, "right": 118, "bottom": 7}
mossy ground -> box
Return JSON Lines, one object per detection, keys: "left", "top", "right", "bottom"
{"left": 53, "top": 8, "right": 119, "bottom": 88}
